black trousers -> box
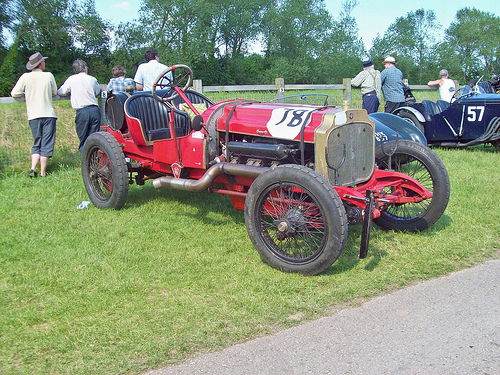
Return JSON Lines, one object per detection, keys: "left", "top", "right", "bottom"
{"left": 384, "top": 101, "right": 405, "bottom": 113}
{"left": 75, "top": 105, "right": 101, "bottom": 152}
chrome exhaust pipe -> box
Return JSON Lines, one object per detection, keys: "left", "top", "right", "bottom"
{"left": 153, "top": 163, "right": 269, "bottom": 192}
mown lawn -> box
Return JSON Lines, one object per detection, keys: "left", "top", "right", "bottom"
{"left": 0, "top": 144, "right": 499, "bottom": 374}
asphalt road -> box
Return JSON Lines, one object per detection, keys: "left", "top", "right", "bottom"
{"left": 146, "top": 259, "right": 500, "bottom": 375}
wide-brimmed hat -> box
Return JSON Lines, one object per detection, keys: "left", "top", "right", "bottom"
{"left": 26, "top": 52, "right": 48, "bottom": 70}
{"left": 383, "top": 56, "right": 396, "bottom": 64}
{"left": 363, "top": 60, "right": 373, "bottom": 68}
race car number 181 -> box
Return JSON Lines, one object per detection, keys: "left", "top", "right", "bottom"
{"left": 266, "top": 107, "right": 315, "bottom": 139}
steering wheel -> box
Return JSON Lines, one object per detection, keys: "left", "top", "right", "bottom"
{"left": 152, "top": 64, "right": 193, "bottom": 102}
{"left": 451, "top": 86, "right": 473, "bottom": 102}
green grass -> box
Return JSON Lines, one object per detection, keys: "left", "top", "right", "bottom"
{"left": 0, "top": 145, "right": 499, "bottom": 374}
{"left": 0, "top": 101, "right": 79, "bottom": 174}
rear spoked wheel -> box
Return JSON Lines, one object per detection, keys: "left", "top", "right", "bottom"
{"left": 82, "top": 132, "right": 129, "bottom": 210}
{"left": 374, "top": 140, "right": 450, "bottom": 232}
{"left": 245, "top": 165, "right": 348, "bottom": 275}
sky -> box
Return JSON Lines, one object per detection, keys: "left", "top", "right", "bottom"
{"left": 95, "top": 0, "right": 498, "bottom": 51}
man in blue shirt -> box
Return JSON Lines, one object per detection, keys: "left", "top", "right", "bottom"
{"left": 380, "top": 56, "right": 405, "bottom": 113}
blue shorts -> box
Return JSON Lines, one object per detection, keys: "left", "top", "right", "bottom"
{"left": 29, "top": 117, "right": 57, "bottom": 157}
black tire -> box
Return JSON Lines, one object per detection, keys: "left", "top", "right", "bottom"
{"left": 81, "top": 132, "right": 129, "bottom": 210}
{"left": 244, "top": 165, "right": 348, "bottom": 275}
{"left": 374, "top": 140, "right": 450, "bottom": 232}
{"left": 397, "top": 110, "right": 425, "bottom": 134}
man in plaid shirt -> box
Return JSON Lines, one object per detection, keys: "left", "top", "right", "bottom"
{"left": 107, "top": 65, "right": 134, "bottom": 94}
{"left": 380, "top": 56, "right": 405, "bottom": 113}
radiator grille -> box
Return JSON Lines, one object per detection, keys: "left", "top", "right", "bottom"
{"left": 325, "top": 122, "right": 374, "bottom": 186}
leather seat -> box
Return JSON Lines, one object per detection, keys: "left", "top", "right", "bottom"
{"left": 436, "top": 100, "right": 450, "bottom": 112}
{"left": 422, "top": 100, "right": 441, "bottom": 116}
{"left": 125, "top": 94, "right": 191, "bottom": 143}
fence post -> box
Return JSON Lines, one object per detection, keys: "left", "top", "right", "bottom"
{"left": 343, "top": 78, "right": 351, "bottom": 105}
{"left": 275, "top": 78, "right": 285, "bottom": 99}
{"left": 99, "top": 84, "right": 107, "bottom": 127}
{"left": 193, "top": 79, "right": 203, "bottom": 94}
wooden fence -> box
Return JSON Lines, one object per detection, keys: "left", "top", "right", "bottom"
{"left": 0, "top": 79, "right": 443, "bottom": 172}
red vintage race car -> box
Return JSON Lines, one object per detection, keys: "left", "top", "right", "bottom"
{"left": 83, "top": 64, "right": 450, "bottom": 275}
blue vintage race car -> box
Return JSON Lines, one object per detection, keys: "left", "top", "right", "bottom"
{"left": 392, "top": 81, "right": 500, "bottom": 151}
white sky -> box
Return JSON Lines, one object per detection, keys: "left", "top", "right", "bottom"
{"left": 95, "top": 0, "right": 498, "bottom": 50}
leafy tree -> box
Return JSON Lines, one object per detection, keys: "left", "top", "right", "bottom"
{"left": 370, "top": 9, "right": 440, "bottom": 84}
{"left": 0, "top": 0, "right": 13, "bottom": 49}
{"left": 13, "top": 0, "right": 75, "bottom": 73}
{"left": 445, "top": 7, "right": 500, "bottom": 81}
{"left": 72, "top": 0, "right": 111, "bottom": 58}
{"left": 323, "top": 0, "right": 365, "bottom": 59}
{"left": 261, "top": 0, "right": 331, "bottom": 59}
{"left": 0, "top": 37, "right": 19, "bottom": 96}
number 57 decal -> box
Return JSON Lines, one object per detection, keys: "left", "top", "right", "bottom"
{"left": 467, "top": 106, "right": 485, "bottom": 122}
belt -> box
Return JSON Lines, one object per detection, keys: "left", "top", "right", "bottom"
{"left": 362, "top": 91, "right": 377, "bottom": 99}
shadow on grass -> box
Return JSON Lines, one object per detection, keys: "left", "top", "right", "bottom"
{"left": 126, "top": 183, "right": 244, "bottom": 225}
{"left": 325, "top": 212, "right": 453, "bottom": 276}
{"left": 125, "top": 179, "right": 454, "bottom": 277}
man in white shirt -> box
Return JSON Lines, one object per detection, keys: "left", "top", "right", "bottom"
{"left": 134, "top": 49, "right": 169, "bottom": 91}
{"left": 427, "top": 69, "right": 456, "bottom": 102}
{"left": 58, "top": 59, "right": 101, "bottom": 152}
{"left": 11, "top": 52, "right": 58, "bottom": 177}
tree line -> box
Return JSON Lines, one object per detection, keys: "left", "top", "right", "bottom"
{"left": 0, "top": 0, "right": 499, "bottom": 97}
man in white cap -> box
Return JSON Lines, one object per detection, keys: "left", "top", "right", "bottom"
{"left": 380, "top": 56, "right": 405, "bottom": 113}
{"left": 11, "top": 52, "right": 58, "bottom": 178}
{"left": 427, "top": 69, "right": 456, "bottom": 102}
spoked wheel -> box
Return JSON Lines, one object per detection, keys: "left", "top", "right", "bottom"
{"left": 244, "top": 165, "right": 348, "bottom": 275}
{"left": 81, "top": 132, "right": 129, "bottom": 210}
{"left": 374, "top": 140, "right": 450, "bottom": 232}
{"left": 152, "top": 64, "right": 193, "bottom": 102}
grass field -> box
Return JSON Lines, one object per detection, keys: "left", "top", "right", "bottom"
{"left": 1, "top": 89, "right": 498, "bottom": 374}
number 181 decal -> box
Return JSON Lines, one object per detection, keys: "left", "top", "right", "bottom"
{"left": 266, "top": 107, "right": 315, "bottom": 139}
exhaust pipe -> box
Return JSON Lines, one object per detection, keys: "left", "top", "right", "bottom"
{"left": 153, "top": 162, "right": 269, "bottom": 192}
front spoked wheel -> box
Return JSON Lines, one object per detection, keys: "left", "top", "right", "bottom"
{"left": 374, "top": 140, "right": 450, "bottom": 231}
{"left": 245, "top": 165, "right": 348, "bottom": 275}
{"left": 81, "top": 132, "right": 129, "bottom": 210}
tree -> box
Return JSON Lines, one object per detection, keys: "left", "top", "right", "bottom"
{"left": 72, "top": 0, "right": 111, "bottom": 58}
{"left": 370, "top": 9, "right": 440, "bottom": 84}
{"left": 0, "top": 0, "right": 13, "bottom": 49}
{"left": 0, "top": 37, "right": 19, "bottom": 96}
{"left": 323, "top": 0, "right": 364, "bottom": 58}
{"left": 261, "top": 0, "right": 332, "bottom": 59}
{"left": 445, "top": 8, "right": 500, "bottom": 81}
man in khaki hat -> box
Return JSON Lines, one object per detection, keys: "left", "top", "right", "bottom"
{"left": 11, "top": 52, "right": 58, "bottom": 178}
{"left": 380, "top": 56, "right": 405, "bottom": 113}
